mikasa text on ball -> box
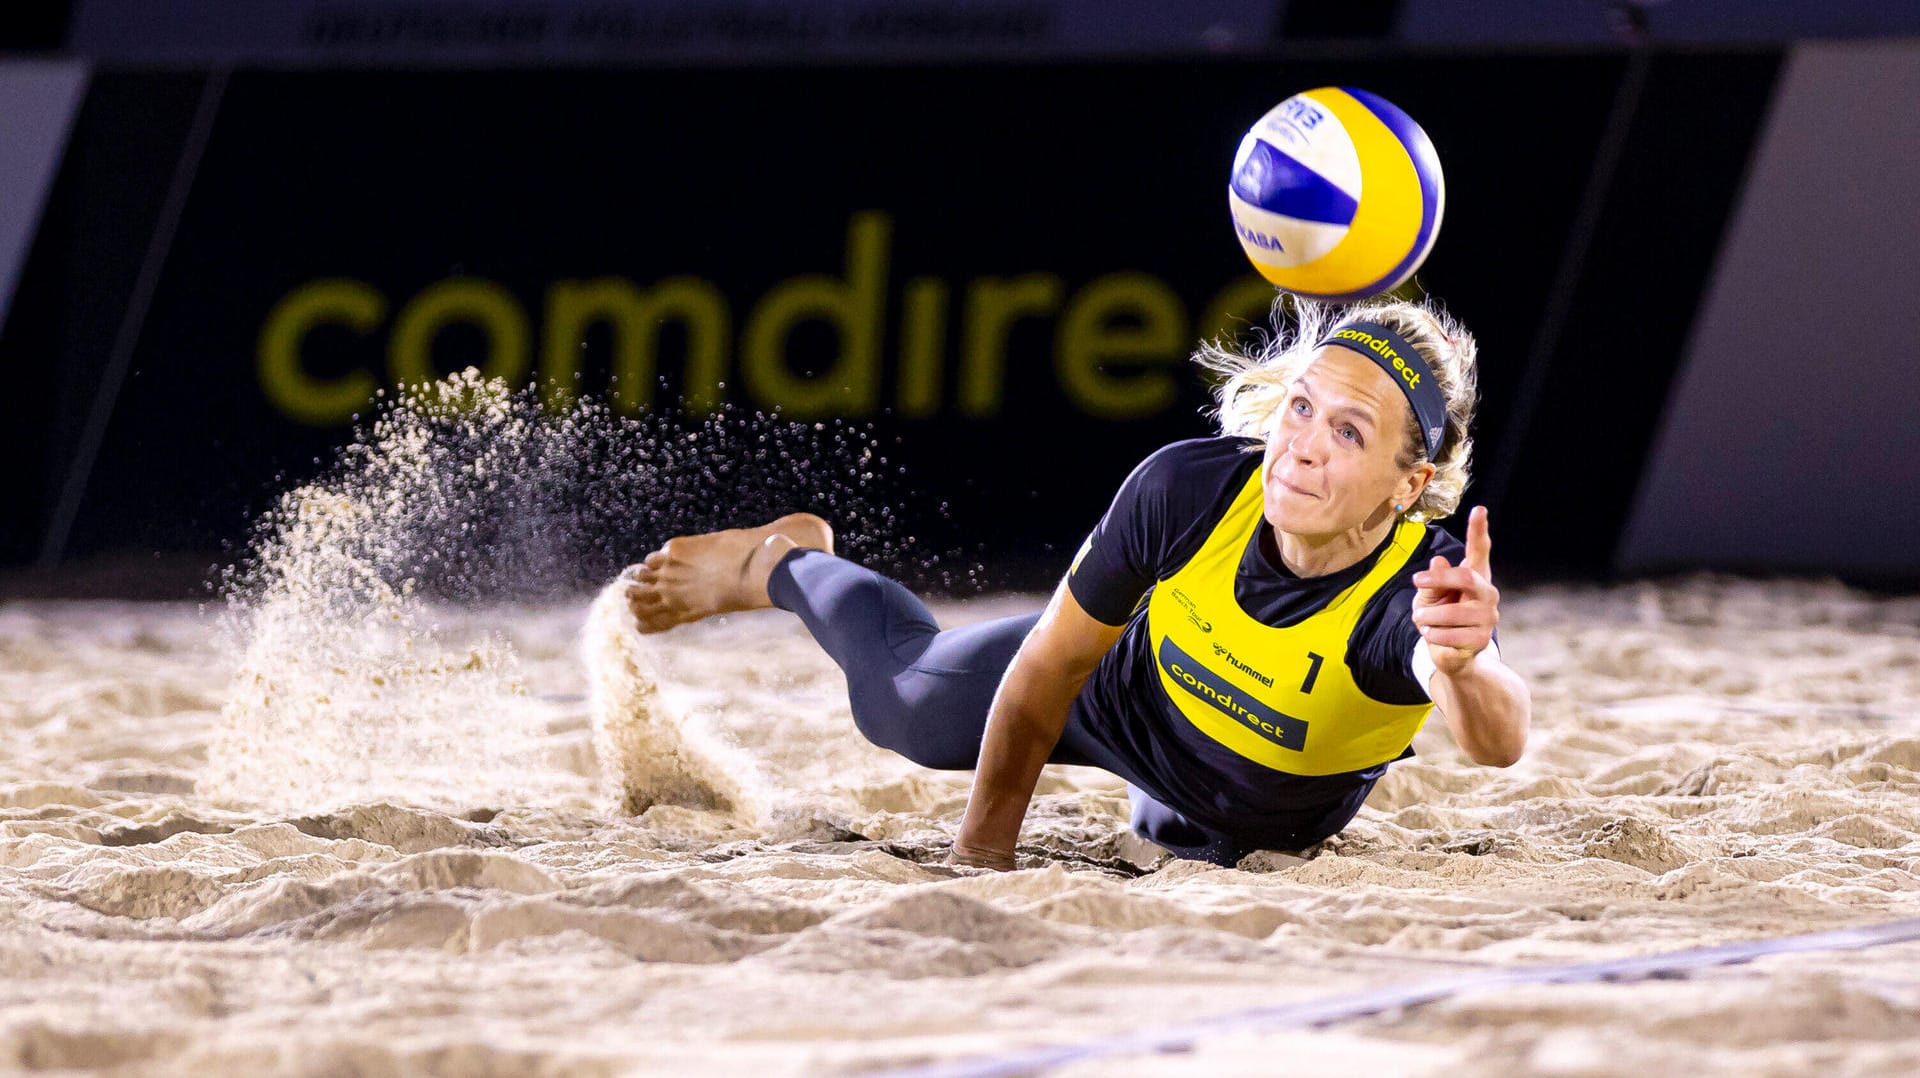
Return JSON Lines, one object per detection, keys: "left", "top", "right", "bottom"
{"left": 1228, "top": 87, "right": 1445, "bottom": 301}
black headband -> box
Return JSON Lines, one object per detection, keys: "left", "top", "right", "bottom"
{"left": 1318, "top": 320, "right": 1447, "bottom": 460}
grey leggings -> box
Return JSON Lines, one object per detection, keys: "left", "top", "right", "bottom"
{"left": 766, "top": 548, "right": 1251, "bottom": 865}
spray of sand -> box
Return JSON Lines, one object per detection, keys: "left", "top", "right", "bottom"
{"left": 200, "top": 370, "right": 924, "bottom": 820}
{"left": 200, "top": 373, "right": 579, "bottom": 813}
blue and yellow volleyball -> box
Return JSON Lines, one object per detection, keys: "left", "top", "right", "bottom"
{"left": 1228, "top": 87, "right": 1445, "bottom": 302}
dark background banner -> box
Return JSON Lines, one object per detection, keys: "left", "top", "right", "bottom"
{"left": 1, "top": 51, "right": 1780, "bottom": 589}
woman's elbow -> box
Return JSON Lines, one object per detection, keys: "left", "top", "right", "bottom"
{"left": 1467, "top": 726, "right": 1528, "bottom": 768}
{"left": 1471, "top": 741, "right": 1526, "bottom": 768}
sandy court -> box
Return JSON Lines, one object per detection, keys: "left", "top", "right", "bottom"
{"left": 2, "top": 577, "right": 1920, "bottom": 1076}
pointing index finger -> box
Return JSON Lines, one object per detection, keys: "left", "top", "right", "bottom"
{"left": 1464, "top": 506, "right": 1492, "bottom": 580}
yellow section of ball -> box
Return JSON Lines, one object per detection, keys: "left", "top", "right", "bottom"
{"left": 1255, "top": 88, "right": 1424, "bottom": 299}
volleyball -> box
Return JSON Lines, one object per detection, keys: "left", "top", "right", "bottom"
{"left": 1228, "top": 87, "right": 1445, "bottom": 301}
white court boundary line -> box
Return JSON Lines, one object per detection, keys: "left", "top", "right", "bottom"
{"left": 869, "top": 917, "right": 1920, "bottom": 1077}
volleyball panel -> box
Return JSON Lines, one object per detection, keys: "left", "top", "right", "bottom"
{"left": 1227, "top": 95, "right": 1366, "bottom": 281}
{"left": 1229, "top": 191, "right": 1352, "bottom": 276}
{"left": 1340, "top": 86, "right": 1446, "bottom": 294}
{"left": 1275, "top": 87, "right": 1428, "bottom": 300}
{"left": 1243, "top": 97, "right": 1363, "bottom": 199}
{"left": 1229, "top": 135, "right": 1360, "bottom": 229}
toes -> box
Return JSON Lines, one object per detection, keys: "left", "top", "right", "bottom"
{"left": 631, "top": 602, "right": 684, "bottom": 634}
{"left": 624, "top": 575, "right": 668, "bottom": 628}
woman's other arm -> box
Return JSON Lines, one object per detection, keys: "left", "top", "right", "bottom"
{"left": 1410, "top": 506, "right": 1531, "bottom": 767}
{"left": 1425, "top": 646, "right": 1530, "bottom": 766}
{"left": 950, "top": 583, "right": 1125, "bottom": 869}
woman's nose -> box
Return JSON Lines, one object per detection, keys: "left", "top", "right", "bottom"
{"left": 1288, "top": 422, "right": 1327, "bottom": 461}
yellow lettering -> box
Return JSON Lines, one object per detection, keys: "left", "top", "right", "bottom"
{"left": 389, "top": 278, "right": 530, "bottom": 390}
{"left": 542, "top": 277, "right": 730, "bottom": 415}
{"left": 896, "top": 277, "right": 947, "bottom": 418}
{"left": 263, "top": 262, "right": 1269, "bottom": 424}
{"left": 257, "top": 279, "right": 386, "bottom": 427}
{"left": 742, "top": 211, "right": 889, "bottom": 419}
{"left": 959, "top": 274, "right": 1062, "bottom": 417}
{"left": 1330, "top": 326, "right": 1423, "bottom": 389}
{"left": 1055, "top": 273, "right": 1186, "bottom": 419}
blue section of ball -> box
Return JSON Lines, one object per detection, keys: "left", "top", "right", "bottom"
{"left": 1229, "top": 138, "right": 1359, "bottom": 226}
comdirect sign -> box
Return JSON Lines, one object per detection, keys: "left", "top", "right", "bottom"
{"left": 257, "top": 211, "right": 1277, "bottom": 425}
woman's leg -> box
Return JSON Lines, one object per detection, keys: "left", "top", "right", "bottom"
{"left": 624, "top": 520, "right": 1248, "bottom": 863}
{"left": 623, "top": 517, "right": 1117, "bottom": 770}
{"left": 768, "top": 548, "right": 1125, "bottom": 772}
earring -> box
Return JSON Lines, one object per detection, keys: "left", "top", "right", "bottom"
{"left": 1394, "top": 503, "right": 1404, "bottom": 513}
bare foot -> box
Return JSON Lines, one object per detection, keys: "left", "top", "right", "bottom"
{"left": 621, "top": 513, "right": 833, "bottom": 633}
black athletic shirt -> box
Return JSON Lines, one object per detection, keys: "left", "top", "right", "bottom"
{"left": 1066, "top": 436, "right": 1471, "bottom": 846}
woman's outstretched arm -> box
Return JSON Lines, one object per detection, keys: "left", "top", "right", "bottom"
{"left": 1411, "top": 506, "right": 1531, "bottom": 766}
{"left": 950, "top": 583, "right": 1126, "bottom": 869}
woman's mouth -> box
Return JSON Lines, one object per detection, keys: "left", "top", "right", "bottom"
{"left": 1275, "top": 476, "right": 1319, "bottom": 499}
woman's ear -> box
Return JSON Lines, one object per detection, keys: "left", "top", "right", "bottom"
{"left": 1400, "top": 462, "right": 1437, "bottom": 511}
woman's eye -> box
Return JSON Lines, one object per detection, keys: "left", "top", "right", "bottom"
{"left": 1341, "top": 426, "right": 1361, "bottom": 445}
{"left": 1290, "top": 398, "right": 1310, "bottom": 415}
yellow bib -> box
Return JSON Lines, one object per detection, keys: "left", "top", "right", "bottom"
{"left": 1145, "top": 471, "right": 1433, "bottom": 776}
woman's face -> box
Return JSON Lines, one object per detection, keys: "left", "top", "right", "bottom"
{"left": 1260, "top": 345, "right": 1425, "bottom": 539}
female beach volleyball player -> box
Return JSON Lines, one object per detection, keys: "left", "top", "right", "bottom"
{"left": 622, "top": 298, "right": 1531, "bottom": 868}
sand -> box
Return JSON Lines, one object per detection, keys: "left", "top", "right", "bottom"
{"left": 1, "top": 574, "right": 1918, "bottom": 1076}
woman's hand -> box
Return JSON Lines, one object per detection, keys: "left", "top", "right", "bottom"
{"left": 946, "top": 844, "right": 1018, "bottom": 871}
{"left": 1410, "top": 505, "right": 1498, "bottom": 675}
{"left": 951, "top": 581, "right": 1125, "bottom": 870}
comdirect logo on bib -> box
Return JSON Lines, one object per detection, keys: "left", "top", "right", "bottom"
{"left": 1158, "top": 637, "right": 1308, "bottom": 751}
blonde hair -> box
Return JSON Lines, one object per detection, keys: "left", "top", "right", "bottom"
{"left": 1195, "top": 295, "right": 1478, "bottom": 522}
